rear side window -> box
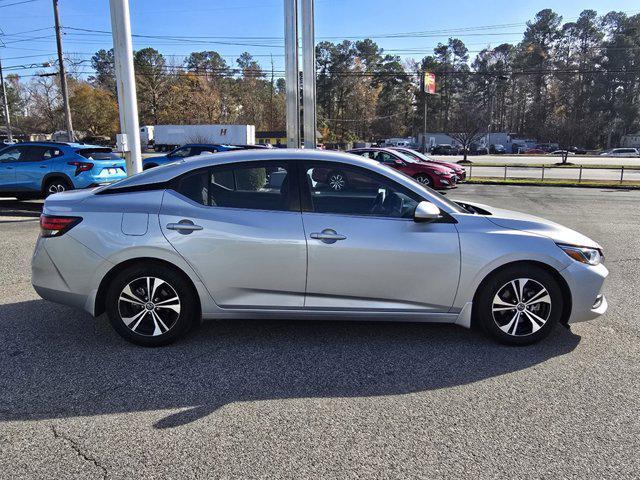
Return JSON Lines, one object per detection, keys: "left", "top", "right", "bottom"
{"left": 174, "top": 162, "right": 292, "bottom": 212}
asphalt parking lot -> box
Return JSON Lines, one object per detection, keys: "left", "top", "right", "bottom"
{"left": 1, "top": 184, "right": 639, "bottom": 479}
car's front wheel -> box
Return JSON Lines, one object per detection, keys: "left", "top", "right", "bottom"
{"left": 474, "top": 264, "right": 563, "bottom": 345}
{"left": 414, "top": 174, "right": 433, "bottom": 187}
{"left": 105, "top": 264, "right": 198, "bottom": 346}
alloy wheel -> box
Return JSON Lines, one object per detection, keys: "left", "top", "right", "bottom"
{"left": 491, "top": 278, "right": 551, "bottom": 337}
{"left": 117, "top": 276, "right": 181, "bottom": 337}
{"left": 48, "top": 183, "right": 66, "bottom": 194}
{"left": 416, "top": 175, "right": 432, "bottom": 186}
{"left": 328, "top": 173, "right": 346, "bottom": 191}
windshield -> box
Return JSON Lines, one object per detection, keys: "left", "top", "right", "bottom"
{"left": 397, "top": 148, "right": 431, "bottom": 162}
{"left": 390, "top": 150, "right": 420, "bottom": 164}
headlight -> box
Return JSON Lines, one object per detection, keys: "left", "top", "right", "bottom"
{"left": 558, "top": 244, "right": 603, "bottom": 265}
{"left": 436, "top": 171, "right": 449, "bottom": 176}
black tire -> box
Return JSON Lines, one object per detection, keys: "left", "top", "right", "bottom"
{"left": 105, "top": 263, "right": 198, "bottom": 347}
{"left": 327, "top": 170, "right": 348, "bottom": 191}
{"left": 414, "top": 173, "right": 433, "bottom": 187}
{"left": 43, "top": 178, "right": 72, "bottom": 197}
{"left": 474, "top": 264, "right": 563, "bottom": 346}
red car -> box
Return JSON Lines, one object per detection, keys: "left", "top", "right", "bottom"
{"left": 391, "top": 147, "right": 467, "bottom": 182}
{"left": 344, "top": 148, "right": 457, "bottom": 190}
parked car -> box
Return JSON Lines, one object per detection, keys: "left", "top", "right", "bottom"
{"left": 523, "top": 148, "right": 547, "bottom": 155}
{"left": 32, "top": 149, "right": 608, "bottom": 347}
{"left": 568, "top": 146, "right": 588, "bottom": 155}
{"left": 431, "top": 144, "right": 459, "bottom": 155}
{"left": 347, "top": 147, "right": 457, "bottom": 189}
{"left": 3, "top": 139, "right": 18, "bottom": 146}
{"left": 490, "top": 144, "right": 506, "bottom": 154}
{"left": 600, "top": 148, "right": 640, "bottom": 158}
{"left": 0, "top": 142, "right": 127, "bottom": 199}
{"left": 549, "top": 150, "right": 576, "bottom": 156}
{"left": 390, "top": 147, "right": 467, "bottom": 182}
{"left": 143, "top": 143, "right": 269, "bottom": 170}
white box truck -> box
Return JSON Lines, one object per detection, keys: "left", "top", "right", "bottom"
{"left": 146, "top": 124, "right": 256, "bottom": 151}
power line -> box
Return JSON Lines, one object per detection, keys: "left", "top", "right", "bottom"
{"left": 0, "top": 0, "right": 42, "bottom": 8}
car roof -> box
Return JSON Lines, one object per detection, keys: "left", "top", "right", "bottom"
{"left": 102, "top": 149, "right": 461, "bottom": 214}
{"left": 5, "top": 141, "right": 107, "bottom": 149}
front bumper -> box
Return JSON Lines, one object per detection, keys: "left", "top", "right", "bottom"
{"left": 560, "top": 261, "right": 609, "bottom": 323}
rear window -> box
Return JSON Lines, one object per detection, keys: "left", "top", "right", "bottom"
{"left": 78, "top": 149, "right": 121, "bottom": 160}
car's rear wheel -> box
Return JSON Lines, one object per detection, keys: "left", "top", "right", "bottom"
{"left": 105, "top": 264, "right": 198, "bottom": 347}
{"left": 44, "top": 178, "right": 72, "bottom": 197}
{"left": 327, "top": 170, "right": 348, "bottom": 191}
{"left": 475, "top": 264, "right": 563, "bottom": 345}
{"left": 414, "top": 174, "right": 433, "bottom": 187}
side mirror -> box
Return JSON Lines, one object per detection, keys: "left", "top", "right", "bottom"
{"left": 414, "top": 201, "right": 441, "bottom": 223}
{"left": 394, "top": 159, "right": 405, "bottom": 166}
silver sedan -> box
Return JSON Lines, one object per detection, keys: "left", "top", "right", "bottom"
{"left": 32, "top": 149, "right": 608, "bottom": 346}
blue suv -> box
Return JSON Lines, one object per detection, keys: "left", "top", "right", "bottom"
{"left": 0, "top": 142, "right": 127, "bottom": 199}
{"left": 143, "top": 143, "right": 268, "bottom": 169}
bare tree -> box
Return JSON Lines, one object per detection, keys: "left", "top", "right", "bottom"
{"left": 448, "top": 101, "right": 485, "bottom": 163}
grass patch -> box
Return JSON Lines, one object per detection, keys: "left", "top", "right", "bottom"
{"left": 467, "top": 162, "right": 640, "bottom": 169}
{"left": 465, "top": 177, "right": 640, "bottom": 189}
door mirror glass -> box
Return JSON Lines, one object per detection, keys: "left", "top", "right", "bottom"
{"left": 414, "top": 201, "right": 441, "bottom": 223}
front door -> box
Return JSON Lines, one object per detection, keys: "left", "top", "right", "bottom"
{"left": 0, "top": 146, "right": 29, "bottom": 191}
{"left": 14, "top": 146, "right": 59, "bottom": 190}
{"left": 160, "top": 160, "right": 308, "bottom": 308}
{"left": 300, "top": 162, "right": 460, "bottom": 311}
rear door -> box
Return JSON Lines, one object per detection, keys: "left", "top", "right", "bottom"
{"left": 300, "top": 161, "right": 460, "bottom": 311}
{"left": 160, "top": 160, "right": 308, "bottom": 308}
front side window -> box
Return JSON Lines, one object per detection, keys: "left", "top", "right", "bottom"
{"left": 0, "top": 146, "right": 27, "bottom": 162}
{"left": 304, "top": 163, "right": 419, "bottom": 219}
{"left": 174, "top": 162, "right": 292, "bottom": 212}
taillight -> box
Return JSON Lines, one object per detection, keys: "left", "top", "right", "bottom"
{"left": 39, "top": 215, "right": 82, "bottom": 237}
{"left": 67, "top": 161, "right": 94, "bottom": 176}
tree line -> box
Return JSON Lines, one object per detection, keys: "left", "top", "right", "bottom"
{"left": 2, "top": 8, "right": 639, "bottom": 149}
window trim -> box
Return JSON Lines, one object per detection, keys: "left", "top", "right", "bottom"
{"left": 170, "top": 160, "right": 300, "bottom": 213}
{"left": 298, "top": 160, "right": 457, "bottom": 223}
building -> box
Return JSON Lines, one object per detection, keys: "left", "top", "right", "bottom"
{"left": 622, "top": 132, "right": 640, "bottom": 148}
{"left": 256, "top": 130, "right": 287, "bottom": 147}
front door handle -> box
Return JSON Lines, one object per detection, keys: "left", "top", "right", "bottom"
{"left": 166, "top": 220, "right": 203, "bottom": 234}
{"left": 310, "top": 229, "right": 347, "bottom": 244}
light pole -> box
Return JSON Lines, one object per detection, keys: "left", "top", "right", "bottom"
{"left": 109, "top": 0, "right": 142, "bottom": 175}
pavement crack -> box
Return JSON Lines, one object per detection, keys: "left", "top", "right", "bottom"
{"left": 50, "top": 425, "right": 108, "bottom": 479}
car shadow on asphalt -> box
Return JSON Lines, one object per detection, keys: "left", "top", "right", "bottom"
{"left": 0, "top": 199, "right": 42, "bottom": 219}
{"left": 0, "top": 299, "right": 581, "bottom": 429}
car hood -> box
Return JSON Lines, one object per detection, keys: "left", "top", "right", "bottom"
{"left": 458, "top": 200, "right": 601, "bottom": 249}
{"left": 431, "top": 160, "right": 463, "bottom": 171}
{"left": 415, "top": 162, "right": 454, "bottom": 173}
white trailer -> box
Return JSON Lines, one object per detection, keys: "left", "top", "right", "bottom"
{"left": 149, "top": 124, "right": 256, "bottom": 151}
{"left": 139, "top": 125, "right": 154, "bottom": 149}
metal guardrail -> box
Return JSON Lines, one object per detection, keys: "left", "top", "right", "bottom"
{"left": 466, "top": 164, "right": 640, "bottom": 184}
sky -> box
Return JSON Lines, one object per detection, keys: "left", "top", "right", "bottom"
{"left": 0, "top": 0, "right": 638, "bottom": 79}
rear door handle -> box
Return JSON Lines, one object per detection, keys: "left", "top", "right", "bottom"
{"left": 310, "top": 229, "right": 347, "bottom": 244}
{"left": 166, "top": 220, "right": 203, "bottom": 234}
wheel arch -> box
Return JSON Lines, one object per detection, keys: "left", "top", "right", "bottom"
{"left": 41, "top": 172, "right": 74, "bottom": 193}
{"left": 94, "top": 257, "right": 202, "bottom": 318}
{"left": 470, "top": 260, "right": 572, "bottom": 329}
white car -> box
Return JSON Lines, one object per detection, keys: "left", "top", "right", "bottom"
{"left": 600, "top": 148, "right": 640, "bottom": 158}
{"left": 2, "top": 139, "right": 18, "bottom": 146}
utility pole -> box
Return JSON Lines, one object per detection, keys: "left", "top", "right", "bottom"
{"left": 0, "top": 56, "right": 13, "bottom": 143}
{"left": 284, "top": 0, "right": 299, "bottom": 148}
{"left": 109, "top": 0, "right": 142, "bottom": 175}
{"left": 52, "top": 0, "right": 74, "bottom": 142}
{"left": 301, "top": 0, "right": 316, "bottom": 149}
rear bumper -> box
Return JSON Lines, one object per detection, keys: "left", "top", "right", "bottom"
{"left": 560, "top": 261, "right": 609, "bottom": 323}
